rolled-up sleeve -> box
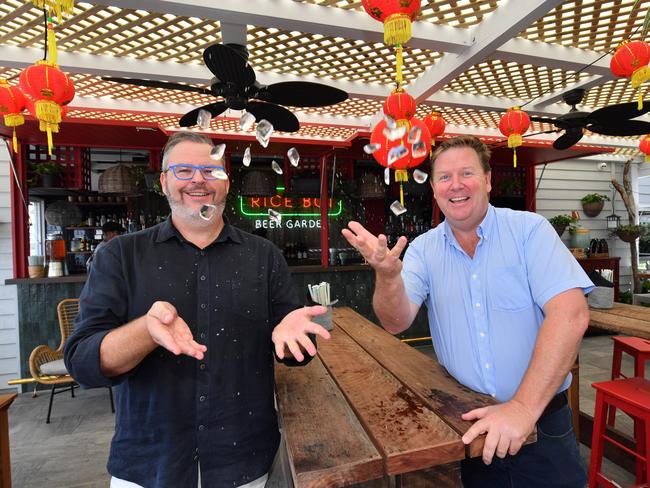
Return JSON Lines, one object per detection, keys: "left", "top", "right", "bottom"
{"left": 63, "top": 241, "right": 132, "bottom": 388}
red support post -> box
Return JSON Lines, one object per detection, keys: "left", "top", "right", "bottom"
{"left": 526, "top": 164, "right": 536, "bottom": 212}
{"left": 10, "top": 143, "right": 28, "bottom": 279}
{"left": 320, "top": 153, "right": 329, "bottom": 268}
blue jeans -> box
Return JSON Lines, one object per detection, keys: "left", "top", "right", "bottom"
{"left": 460, "top": 404, "right": 587, "bottom": 488}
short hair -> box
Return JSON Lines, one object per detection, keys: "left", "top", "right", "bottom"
{"left": 161, "top": 131, "right": 215, "bottom": 170}
{"left": 429, "top": 135, "right": 491, "bottom": 175}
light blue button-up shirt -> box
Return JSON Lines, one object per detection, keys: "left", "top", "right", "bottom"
{"left": 402, "top": 205, "right": 594, "bottom": 402}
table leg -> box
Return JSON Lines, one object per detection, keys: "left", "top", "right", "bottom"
{"left": 568, "top": 355, "right": 580, "bottom": 441}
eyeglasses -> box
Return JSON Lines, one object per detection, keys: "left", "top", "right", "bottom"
{"left": 166, "top": 164, "right": 228, "bottom": 181}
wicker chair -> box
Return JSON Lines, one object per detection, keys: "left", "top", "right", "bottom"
{"left": 29, "top": 298, "right": 115, "bottom": 423}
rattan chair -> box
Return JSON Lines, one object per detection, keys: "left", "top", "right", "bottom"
{"left": 29, "top": 298, "right": 115, "bottom": 423}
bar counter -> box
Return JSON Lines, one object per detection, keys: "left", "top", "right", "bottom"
{"left": 6, "top": 265, "right": 431, "bottom": 391}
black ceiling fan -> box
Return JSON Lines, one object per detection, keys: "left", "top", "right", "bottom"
{"left": 529, "top": 88, "right": 650, "bottom": 150}
{"left": 102, "top": 43, "right": 348, "bottom": 133}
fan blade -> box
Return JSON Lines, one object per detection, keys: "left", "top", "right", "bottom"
{"left": 179, "top": 102, "right": 228, "bottom": 127}
{"left": 203, "top": 44, "right": 255, "bottom": 87}
{"left": 260, "top": 81, "right": 348, "bottom": 107}
{"left": 553, "top": 130, "right": 583, "bottom": 150}
{"left": 588, "top": 120, "right": 650, "bottom": 136}
{"left": 101, "top": 77, "right": 211, "bottom": 94}
{"left": 529, "top": 115, "right": 559, "bottom": 125}
{"left": 245, "top": 101, "right": 300, "bottom": 132}
{"left": 589, "top": 101, "right": 650, "bottom": 123}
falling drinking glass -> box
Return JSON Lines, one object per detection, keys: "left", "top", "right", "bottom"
{"left": 363, "top": 143, "right": 380, "bottom": 155}
{"left": 413, "top": 169, "right": 429, "bottom": 184}
{"left": 383, "top": 114, "right": 397, "bottom": 129}
{"left": 242, "top": 146, "right": 252, "bottom": 167}
{"left": 287, "top": 147, "right": 300, "bottom": 167}
{"left": 384, "top": 167, "right": 391, "bottom": 185}
{"left": 199, "top": 204, "right": 218, "bottom": 221}
{"left": 239, "top": 111, "right": 256, "bottom": 131}
{"left": 210, "top": 143, "right": 226, "bottom": 161}
{"left": 407, "top": 126, "right": 422, "bottom": 144}
{"left": 211, "top": 167, "right": 228, "bottom": 180}
{"left": 383, "top": 125, "right": 406, "bottom": 141}
{"left": 390, "top": 200, "right": 407, "bottom": 216}
{"left": 197, "top": 109, "right": 212, "bottom": 130}
{"left": 411, "top": 141, "right": 428, "bottom": 159}
{"left": 268, "top": 208, "right": 282, "bottom": 224}
{"left": 272, "top": 160, "right": 283, "bottom": 174}
{"left": 387, "top": 145, "right": 408, "bottom": 166}
{"left": 256, "top": 119, "right": 274, "bottom": 146}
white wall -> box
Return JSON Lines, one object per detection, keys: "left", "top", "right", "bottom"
{"left": 0, "top": 140, "right": 20, "bottom": 392}
{"left": 535, "top": 156, "right": 634, "bottom": 292}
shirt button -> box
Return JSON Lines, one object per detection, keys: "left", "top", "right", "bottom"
{"left": 479, "top": 332, "right": 485, "bottom": 338}
{"left": 199, "top": 363, "right": 206, "bottom": 370}
{"left": 485, "top": 363, "right": 491, "bottom": 369}
{"left": 201, "top": 303, "right": 206, "bottom": 310}
{"left": 475, "top": 302, "right": 481, "bottom": 308}
{"left": 472, "top": 274, "right": 477, "bottom": 280}
{"left": 199, "top": 395, "right": 206, "bottom": 402}
{"left": 200, "top": 275, "right": 206, "bottom": 281}
{"left": 198, "top": 424, "right": 205, "bottom": 431}
{"left": 193, "top": 455, "right": 199, "bottom": 461}
{"left": 491, "top": 392, "right": 496, "bottom": 398}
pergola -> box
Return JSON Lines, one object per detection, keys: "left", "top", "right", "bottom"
{"left": 0, "top": 0, "right": 647, "bottom": 158}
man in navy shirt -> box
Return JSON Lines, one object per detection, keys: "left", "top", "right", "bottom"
{"left": 65, "top": 131, "right": 329, "bottom": 488}
{"left": 343, "top": 136, "right": 592, "bottom": 487}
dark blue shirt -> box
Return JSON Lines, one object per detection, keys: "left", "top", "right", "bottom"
{"left": 64, "top": 218, "right": 300, "bottom": 488}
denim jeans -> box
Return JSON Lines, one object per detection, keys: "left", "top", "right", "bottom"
{"left": 460, "top": 403, "right": 587, "bottom": 488}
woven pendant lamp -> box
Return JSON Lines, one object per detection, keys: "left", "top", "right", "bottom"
{"left": 99, "top": 164, "right": 137, "bottom": 194}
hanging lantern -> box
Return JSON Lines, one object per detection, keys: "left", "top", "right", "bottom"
{"left": 370, "top": 116, "right": 431, "bottom": 205}
{"left": 19, "top": 61, "right": 72, "bottom": 155}
{"left": 610, "top": 40, "right": 650, "bottom": 110}
{"left": 639, "top": 134, "right": 650, "bottom": 162}
{"left": 0, "top": 79, "right": 26, "bottom": 152}
{"left": 29, "top": 0, "right": 74, "bottom": 23}
{"left": 498, "top": 107, "right": 530, "bottom": 168}
{"left": 423, "top": 111, "right": 446, "bottom": 146}
{"left": 383, "top": 88, "right": 416, "bottom": 121}
{"left": 361, "top": 0, "right": 421, "bottom": 45}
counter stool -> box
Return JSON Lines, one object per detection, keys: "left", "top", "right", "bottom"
{"left": 589, "top": 378, "right": 650, "bottom": 488}
{"left": 608, "top": 336, "right": 650, "bottom": 427}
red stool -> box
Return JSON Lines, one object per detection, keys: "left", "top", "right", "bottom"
{"left": 589, "top": 378, "right": 650, "bottom": 487}
{"left": 608, "top": 336, "right": 650, "bottom": 427}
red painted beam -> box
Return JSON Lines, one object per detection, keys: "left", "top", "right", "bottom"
{"left": 9, "top": 143, "right": 28, "bottom": 279}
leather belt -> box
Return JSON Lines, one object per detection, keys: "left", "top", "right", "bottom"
{"left": 540, "top": 391, "right": 568, "bottom": 419}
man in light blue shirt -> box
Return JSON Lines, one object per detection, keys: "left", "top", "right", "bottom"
{"left": 343, "top": 135, "right": 592, "bottom": 488}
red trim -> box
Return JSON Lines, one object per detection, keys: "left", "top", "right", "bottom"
{"left": 10, "top": 143, "right": 28, "bottom": 279}
{"left": 526, "top": 164, "right": 536, "bottom": 212}
{"left": 320, "top": 154, "right": 329, "bottom": 268}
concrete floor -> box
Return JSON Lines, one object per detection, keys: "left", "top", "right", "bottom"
{"left": 7, "top": 334, "right": 638, "bottom": 488}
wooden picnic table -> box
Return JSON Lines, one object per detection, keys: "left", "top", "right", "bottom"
{"left": 588, "top": 302, "right": 650, "bottom": 339}
{"left": 274, "top": 307, "right": 499, "bottom": 488}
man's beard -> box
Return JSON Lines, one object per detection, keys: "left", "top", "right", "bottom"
{"left": 165, "top": 180, "right": 225, "bottom": 226}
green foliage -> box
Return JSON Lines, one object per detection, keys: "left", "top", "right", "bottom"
{"left": 619, "top": 290, "right": 633, "bottom": 304}
{"left": 33, "top": 161, "right": 64, "bottom": 175}
{"left": 581, "top": 193, "right": 610, "bottom": 204}
{"left": 548, "top": 214, "right": 576, "bottom": 226}
{"left": 617, "top": 224, "right": 645, "bottom": 233}
{"left": 642, "top": 280, "right": 650, "bottom": 294}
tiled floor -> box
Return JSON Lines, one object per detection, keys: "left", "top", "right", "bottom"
{"left": 6, "top": 333, "right": 639, "bottom": 487}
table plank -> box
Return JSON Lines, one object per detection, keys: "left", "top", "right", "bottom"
{"left": 275, "top": 356, "right": 384, "bottom": 488}
{"left": 332, "top": 308, "right": 496, "bottom": 458}
{"left": 589, "top": 308, "right": 650, "bottom": 340}
{"left": 597, "top": 302, "right": 650, "bottom": 322}
{"left": 318, "top": 323, "right": 464, "bottom": 476}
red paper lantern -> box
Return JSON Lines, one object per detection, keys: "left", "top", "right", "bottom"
{"left": 0, "top": 79, "right": 26, "bottom": 152}
{"left": 361, "top": 0, "right": 421, "bottom": 45}
{"left": 610, "top": 40, "right": 650, "bottom": 109}
{"left": 639, "top": 135, "right": 650, "bottom": 163}
{"left": 499, "top": 107, "right": 530, "bottom": 168}
{"left": 383, "top": 88, "right": 416, "bottom": 121}
{"left": 423, "top": 111, "right": 446, "bottom": 146}
{"left": 19, "top": 61, "right": 72, "bottom": 154}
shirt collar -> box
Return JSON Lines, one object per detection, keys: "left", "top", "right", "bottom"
{"left": 155, "top": 215, "right": 242, "bottom": 245}
{"left": 442, "top": 204, "right": 494, "bottom": 247}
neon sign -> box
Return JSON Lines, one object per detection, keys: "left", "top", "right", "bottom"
{"left": 238, "top": 196, "right": 343, "bottom": 217}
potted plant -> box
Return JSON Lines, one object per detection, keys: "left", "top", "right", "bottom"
{"left": 548, "top": 214, "right": 576, "bottom": 237}
{"left": 614, "top": 224, "right": 645, "bottom": 243}
{"left": 580, "top": 193, "right": 609, "bottom": 218}
{"left": 34, "top": 161, "right": 65, "bottom": 188}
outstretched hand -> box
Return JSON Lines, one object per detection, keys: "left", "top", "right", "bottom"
{"left": 342, "top": 221, "right": 408, "bottom": 277}
{"left": 272, "top": 306, "right": 331, "bottom": 362}
{"left": 146, "top": 301, "right": 207, "bottom": 360}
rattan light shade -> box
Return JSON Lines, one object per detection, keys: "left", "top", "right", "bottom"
{"left": 45, "top": 201, "right": 82, "bottom": 227}
{"left": 99, "top": 164, "right": 137, "bottom": 194}
{"left": 240, "top": 170, "right": 276, "bottom": 197}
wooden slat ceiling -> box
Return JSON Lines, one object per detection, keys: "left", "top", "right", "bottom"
{"left": 0, "top": 0, "right": 648, "bottom": 154}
